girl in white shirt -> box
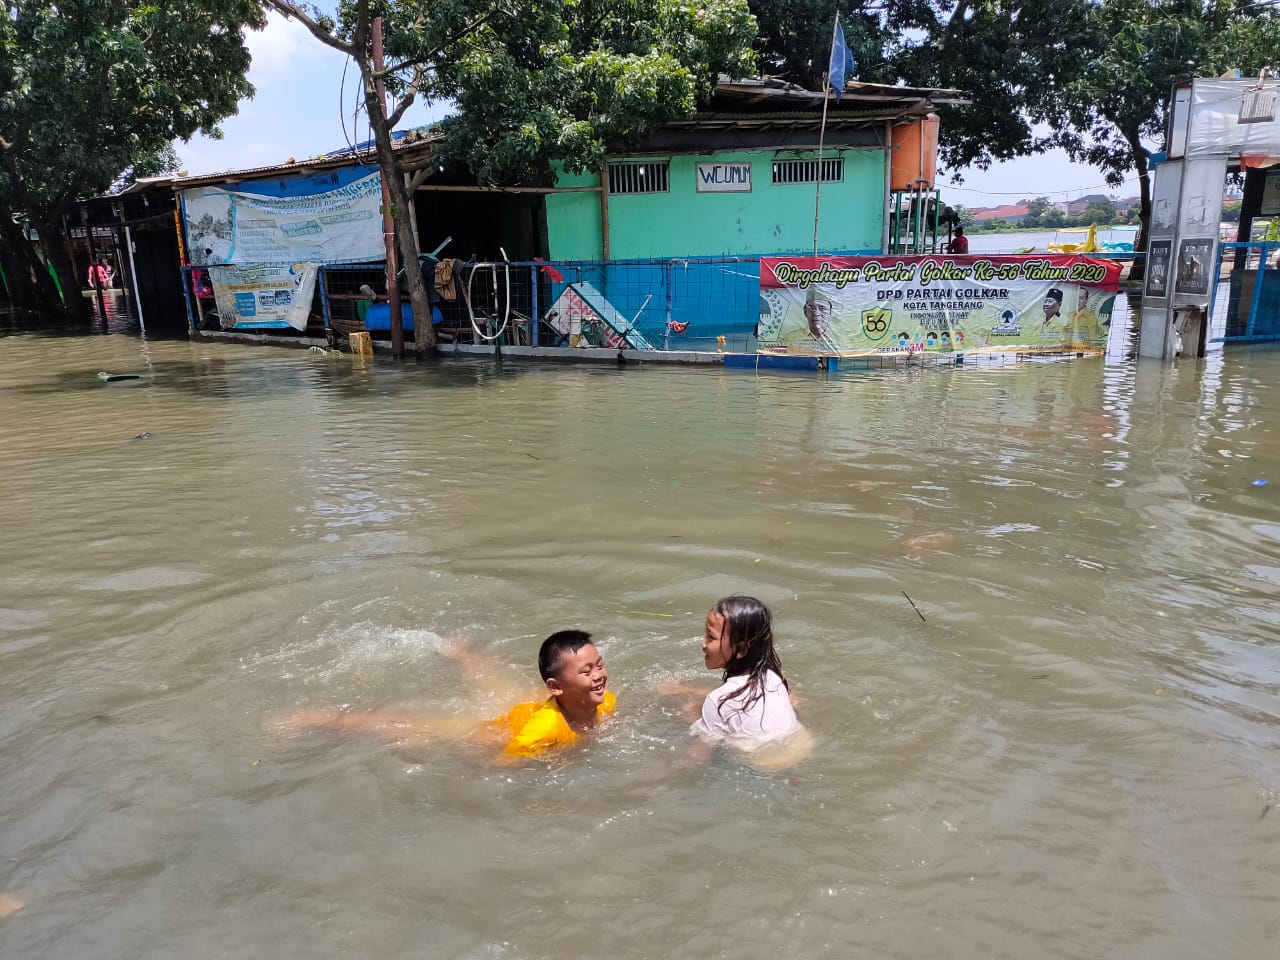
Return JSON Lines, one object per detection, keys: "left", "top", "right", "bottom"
{"left": 688, "top": 596, "right": 806, "bottom": 761}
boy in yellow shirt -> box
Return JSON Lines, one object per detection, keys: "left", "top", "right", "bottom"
{"left": 288, "top": 630, "right": 615, "bottom": 760}
{"left": 485, "top": 630, "right": 614, "bottom": 757}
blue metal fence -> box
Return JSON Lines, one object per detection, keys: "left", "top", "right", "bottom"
{"left": 1210, "top": 242, "right": 1280, "bottom": 343}
{"left": 315, "top": 256, "right": 764, "bottom": 352}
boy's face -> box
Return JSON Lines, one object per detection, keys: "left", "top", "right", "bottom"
{"left": 546, "top": 643, "right": 608, "bottom": 709}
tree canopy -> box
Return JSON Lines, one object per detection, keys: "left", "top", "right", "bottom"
{"left": 430, "top": 0, "right": 758, "bottom": 183}
{"left": 1049, "top": 0, "right": 1280, "bottom": 255}
{"left": 0, "top": 0, "right": 263, "bottom": 314}
{"left": 265, "top": 0, "right": 756, "bottom": 352}
{"left": 749, "top": 0, "right": 1280, "bottom": 252}
{"left": 748, "top": 1, "right": 1094, "bottom": 173}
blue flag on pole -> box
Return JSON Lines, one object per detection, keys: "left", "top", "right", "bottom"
{"left": 829, "top": 17, "right": 856, "bottom": 101}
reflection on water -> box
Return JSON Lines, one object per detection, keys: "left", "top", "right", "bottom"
{"left": 2, "top": 332, "right": 1279, "bottom": 960}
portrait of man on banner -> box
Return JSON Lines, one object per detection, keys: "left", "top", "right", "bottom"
{"left": 773, "top": 285, "right": 847, "bottom": 351}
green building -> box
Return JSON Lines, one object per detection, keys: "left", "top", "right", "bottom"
{"left": 544, "top": 78, "right": 948, "bottom": 261}
{"left": 410, "top": 78, "right": 953, "bottom": 268}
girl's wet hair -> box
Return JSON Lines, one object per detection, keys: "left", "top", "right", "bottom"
{"left": 712, "top": 596, "right": 788, "bottom": 716}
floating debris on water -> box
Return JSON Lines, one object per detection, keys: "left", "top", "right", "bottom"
{"left": 902, "top": 590, "right": 927, "bottom": 622}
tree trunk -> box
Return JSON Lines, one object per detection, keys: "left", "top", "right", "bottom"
{"left": 1127, "top": 132, "right": 1151, "bottom": 284}
{"left": 361, "top": 67, "right": 436, "bottom": 357}
{"left": 0, "top": 213, "right": 69, "bottom": 315}
{"left": 42, "top": 222, "right": 90, "bottom": 321}
{"left": 0, "top": 215, "right": 40, "bottom": 310}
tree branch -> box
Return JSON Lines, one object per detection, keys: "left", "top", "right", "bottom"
{"left": 386, "top": 66, "right": 428, "bottom": 128}
{"left": 371, "top": 9, "right": 500, "bottom": 80}
{"left": 401, "top": 155, "right": 441, "bottom": 172}
{"left": 261, "top": 0, "right": 355, "bottom": 55}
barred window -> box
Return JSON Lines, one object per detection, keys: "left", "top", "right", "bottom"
{"left": 608, "top": 161, "right": 670, "bottom": 194}
{"left": 771, "top": 158, "right": 844, "bottom": 185}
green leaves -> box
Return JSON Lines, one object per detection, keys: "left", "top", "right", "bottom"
{"left": 748, "top": 1, "right": 1096, "bottom": 172}
{"left": 427, "top": 0, "right": 757, "bottom": 183}
{"left": 1, "top": 0, "right": 263, "bottom": 230}
{"left": 1054, "top": 0, "right": 1280, "bottom": 186}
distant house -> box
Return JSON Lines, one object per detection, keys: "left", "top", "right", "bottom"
{"left": 1114, "top": 196, "right": 1141, "bottom": 217}
{"left": 972, "top": 204, "right": 1031, "bottom": 223}
{"left": 1067, "top": 193, "right": 1110, "bottom": 215}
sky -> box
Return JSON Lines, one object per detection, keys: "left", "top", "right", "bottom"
{"left": 174, "top": 14, "right": 1139, "bottom": 207}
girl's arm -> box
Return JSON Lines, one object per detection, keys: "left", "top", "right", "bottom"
{"left": 655, "top": 680, "right": 716, "bottom": 698}
{"left": 656, "top": 681, "right": 716, "bottom": 723}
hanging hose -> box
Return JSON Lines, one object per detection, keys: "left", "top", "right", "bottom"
{"left": 465, "top": 248, "right": 512, "bottom": 342}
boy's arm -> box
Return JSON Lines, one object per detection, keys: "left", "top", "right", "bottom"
{"left": 444, "top": 638, "right": 534, "bottom": 704}
{"left": 285, "top": 708, "right": 477, "bottom": 742}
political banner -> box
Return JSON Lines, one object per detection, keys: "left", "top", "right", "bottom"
{"left": 182, "top": 166, "right": 383, "bottom": 266}
{"left": 209, "top": 262, "right": 318, "bottom": 331}
{"left": 758, "top": 255, "right": 1123, "bottom": 356}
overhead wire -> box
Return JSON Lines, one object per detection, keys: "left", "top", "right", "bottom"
{"left": 942, "top": 174, "right": 1142, "bottom": 201}
{"left": 339, "top": 53, "right": 376, "bottom": 165}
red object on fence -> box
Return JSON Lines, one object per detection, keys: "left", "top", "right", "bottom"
{"left": 534, "top": 258, "right": 565, "bottom": 283}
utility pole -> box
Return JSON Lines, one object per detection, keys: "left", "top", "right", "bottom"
{"left": 371, "top": 16, "right": 404, "bottom": 360}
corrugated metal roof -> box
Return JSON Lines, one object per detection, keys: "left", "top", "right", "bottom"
{"left": 714, "top": 75, "right": 967, "bottom": 109}
{"left": 120, "top": 77, "right": 957, "bottom": 196}
{"left": 170, "top": 130, "right": 441, "bottom": 190}
{"left": 668, "top": 108, "right": 931, "bottom": 130}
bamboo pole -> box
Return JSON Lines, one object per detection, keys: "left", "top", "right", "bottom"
{"left": 372, "top": 17, "right": 403, "bottom": 359}
{"left": 812, "top": 14, "right": 839, "bottom": 258}
{"left": 600, "top": 161, "right": 612, "bottom": 260}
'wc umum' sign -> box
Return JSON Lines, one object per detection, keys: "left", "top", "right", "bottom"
{"left": 695, "top": 163, "right": 752, "bottom": 192}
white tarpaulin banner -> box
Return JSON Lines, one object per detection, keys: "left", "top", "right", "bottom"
{"left": 1186, "top": 78, "right": 1280, "bottom": 158}
{"left": 209, "top": 262, "right": 318, "bottom": 331}
{"left": 182, "top": 167, "right": 383, "bottom": 266}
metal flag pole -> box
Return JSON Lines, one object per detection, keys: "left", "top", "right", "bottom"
{"left": 812, "top": 14, "right": 840, "bottom": 258}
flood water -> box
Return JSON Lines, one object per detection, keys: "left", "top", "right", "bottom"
{"left": 2, "top": 327, "right": 1279, "bottom": 959}
{"left": 966, "top": 228, "right": 1139, "bottom": 254}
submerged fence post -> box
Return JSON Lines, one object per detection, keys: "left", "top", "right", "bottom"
{"left": 529, "top": 264, "right": 540, "bottom": 347}
{"left": 1247, "top": 242, "right": 1268, "bottom": 339}
{"left": 317, "top": 266, "right": 332, "bottom": 337}
{"left": 663, "top": 260, "right": 673, "bottom": 350}
{"left": 179, "top": 266, "right": 196, "bottom": 337}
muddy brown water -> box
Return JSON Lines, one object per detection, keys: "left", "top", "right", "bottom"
{"left": 1, "top": 329, "right": 1278, "bottom": 959}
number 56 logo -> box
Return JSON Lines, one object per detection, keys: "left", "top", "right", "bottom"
{"left": 861, "top": 306, "right": 892, "bottom": 340}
